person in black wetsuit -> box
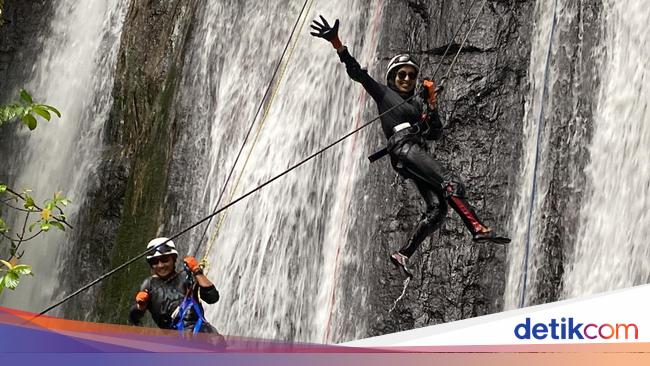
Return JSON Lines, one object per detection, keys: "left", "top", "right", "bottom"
{"left": 311, "top": 16, "right": 510, "bottom": 277}
{"left": 129, "top": 237, "right": 225, "bottom": 346}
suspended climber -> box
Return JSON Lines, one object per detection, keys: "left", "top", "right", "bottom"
{"left": 310, "top": 16, "right": 510, "bottom": 277}
{"left": 129, "top": 237, "right": 226, "bottom": 346}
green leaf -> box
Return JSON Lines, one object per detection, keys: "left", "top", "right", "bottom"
{"left": 50, "top": 221, "right": 65, "bottom": 231}
{"left": 0, "top": 217, "right": 6, "bottom": 233}
{"left": 0, "top": 107, "right": 13, "bottom": 123}
{"left": 21, "top": 114, "right": 38, "bottom": 130}
{"left": 11, "top": 265, "right": 33, "bottom": 276}
{"left": 4, "top": 271, "right": 19, "bottom": 289}
{"left": 0, "top": 259, "right": 12, "bottom": 270}
{"left": 0, "top": 277, "right": 6, "bottom": 296}
{"left": 32, "top": 106, "right": 51, "bottom": 121}
{"left": 13, "top": 106, "right": 26, "bottom": 118}
{"left": 20, "top": 89, "right": 33, "bottom": 104}
{"left": 40, "top": 222, "right": 51, "bottom": 232}
{"left": 24, "top": 195, "right": 35, "bottom": 209}
{"left": 43, "top": 104, "right": 62, "bottom": 118}
{"left": 0, "top": 184, "right": 6, "bottom": 193}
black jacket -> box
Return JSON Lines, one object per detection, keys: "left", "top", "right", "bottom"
{"left": 337, "top": 47, "right": 442, "bottom": 141}
{"left": 129, "top": 270, "right": 219, "bottom": 330}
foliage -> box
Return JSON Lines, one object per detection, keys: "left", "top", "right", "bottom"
{"left": 0, "top": 259, "right": 33, "bottom": 297}
{"left": 0, "top": 187, "right": 71, "bottom": 296}
{"left": 0, "top": 90, "right": 67, "bottom": 295}
{"left": 0, "top": 185, "right": 71, "bottom": 254}
{"left": 0, "top": 89, "right": 61, "bottom": 130}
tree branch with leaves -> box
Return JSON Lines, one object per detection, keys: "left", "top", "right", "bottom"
{"left": 0, "top": 185, "right": 72, "bottom": 294}
{"left": 0, "top": 89, "right": 68, "bottom": 295}
{"left": 0, "top": 89, "right": 61, "bottom": 130}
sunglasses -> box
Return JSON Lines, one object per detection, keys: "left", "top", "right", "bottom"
{"left": 397, "top": 70, "right": 418, "bottom": 80}
{"left": 148, "top": 255, "right": 174, "bottom": 266}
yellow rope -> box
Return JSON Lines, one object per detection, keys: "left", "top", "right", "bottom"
{"left": 201, "top": 0, "right": 315, "bottom": 272}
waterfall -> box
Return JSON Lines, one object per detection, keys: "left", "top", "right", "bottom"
{"left": 563, "top": 0, "right": 650, "bottom": 297}
{"left": 504, "top": 0, "right": 559, "bottom": 309}
{"left": 167, "top": 0, "right": 381, "bottom": 343}
{"left": 0, "top": 0, "right": 127, "bottom": 313}
{"left": 507, "top": 0, "right": 649, "bottom": 307}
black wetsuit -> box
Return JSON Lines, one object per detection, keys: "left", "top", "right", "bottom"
{"left": 338, "top": 48, "right": 487, "bottom": 256}
{"left": 129, "top": 270, "right": 220, "bottom": 334}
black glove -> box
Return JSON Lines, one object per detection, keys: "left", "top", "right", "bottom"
{"left": 310, "top": 16, "right": 342, "bottom": 48}
{"left": 129, "top": 304, "right": 145, "bottom": 325}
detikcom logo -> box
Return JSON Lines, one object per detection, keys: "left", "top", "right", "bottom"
{"left": 514, "top": 317, "right": 639, "bottom": 340}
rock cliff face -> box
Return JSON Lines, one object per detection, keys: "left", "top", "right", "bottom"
{"left": 336, "top": 0, "right": 535, "bottom": 337}
{"left": 61, "top": 0, "right": 200, "bottom": 322}
{"left": 2, "top": 0, "right": 538, "bottom": 340}
{"left": 519, "top": 0, "right": 601, "bottom": 306}
{"left": 0, "top": 0, "right": 50, "bottom": 98}
{"left": 0, "top": 0, "right": 51, "bottom": 181}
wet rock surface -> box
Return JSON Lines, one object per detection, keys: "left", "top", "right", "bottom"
{"left": 338, "top": 0, "right": 536, "bottom": 339}
{"left": 0, "top": 0, "right": 50, "bottom": 99}
{"left": 58, "top": 0, "right": 199, "bottom": 322}
{"left": 524, "top": 0, "right": 601, "bottom": 306}
{"left": 0, "top": 0, "right": 51, "bottom": 183}
{"left": 2, "top": 0, "right": 557, "bottom": 341}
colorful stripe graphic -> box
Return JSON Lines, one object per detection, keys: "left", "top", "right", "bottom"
{"left": 2, "top": 306, "right": 650, "bottom": 365}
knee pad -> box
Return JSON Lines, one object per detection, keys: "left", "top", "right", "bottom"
{"left": 443, "top": 180, "right": 466, "bottom": 198}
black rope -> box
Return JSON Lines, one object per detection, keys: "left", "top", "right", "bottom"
{"left": 442, "top": 0, "right": 488, "bottom": 83}
{"left": 430, "top": 0, "right": 480, "bottom": 80}
{"left": 192, "top": 0, "right": 312, "bottom": 258}
{"left": 35, "top": 84, "right": 417, "bottom": 319}
{"left": 34, "top": 0, "right": 487, "bottom": 320}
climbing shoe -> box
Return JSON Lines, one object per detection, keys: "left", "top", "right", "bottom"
{"left": 390, "top": 252, "right": 413, "bottom": 278}
{"left": 472, "top": 228, "right": 511, "bottom": 244}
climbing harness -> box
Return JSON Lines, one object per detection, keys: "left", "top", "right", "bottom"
{"left": 171, "top": 295, "right": 206, "bottom": 334}
{"left": 171, "top": 265, "right": 206, "bottom": 334}
{"left": 366, "top": 0, "right": 489, "bottom": 163}
{"left": 34, "top": 0, "right": 491, "bottom": 320}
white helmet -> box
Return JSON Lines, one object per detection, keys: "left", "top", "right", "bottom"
{"left": 146, "top": 237, "right": 179, "bottom": 260}
{"left": 385, "top": 53, "right": 420, "bottom": 84}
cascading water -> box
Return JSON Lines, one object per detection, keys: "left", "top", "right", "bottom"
{"left": 507, "top": 0, "right": 648, "bottom": 308}
{"left": 504, "top": 0, "right": 559, "bottom": 309}
{"left": 0, "top": 0, "right": 127, "bottom": 313}
{"left": 166, "top": 0, "right": 381, "bottom": 343}
{"left": 563, "top": 0, "right": 650, "bottom": 297}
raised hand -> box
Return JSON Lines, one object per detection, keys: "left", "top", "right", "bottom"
{"left": 310, "top": 15, "right": 339, "bottom": 40}
{"left": 183, "top": 256, "right": 202, "bottom": 275}
{"left": 310, "top": 15, "right": 342, "bottom": 49}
